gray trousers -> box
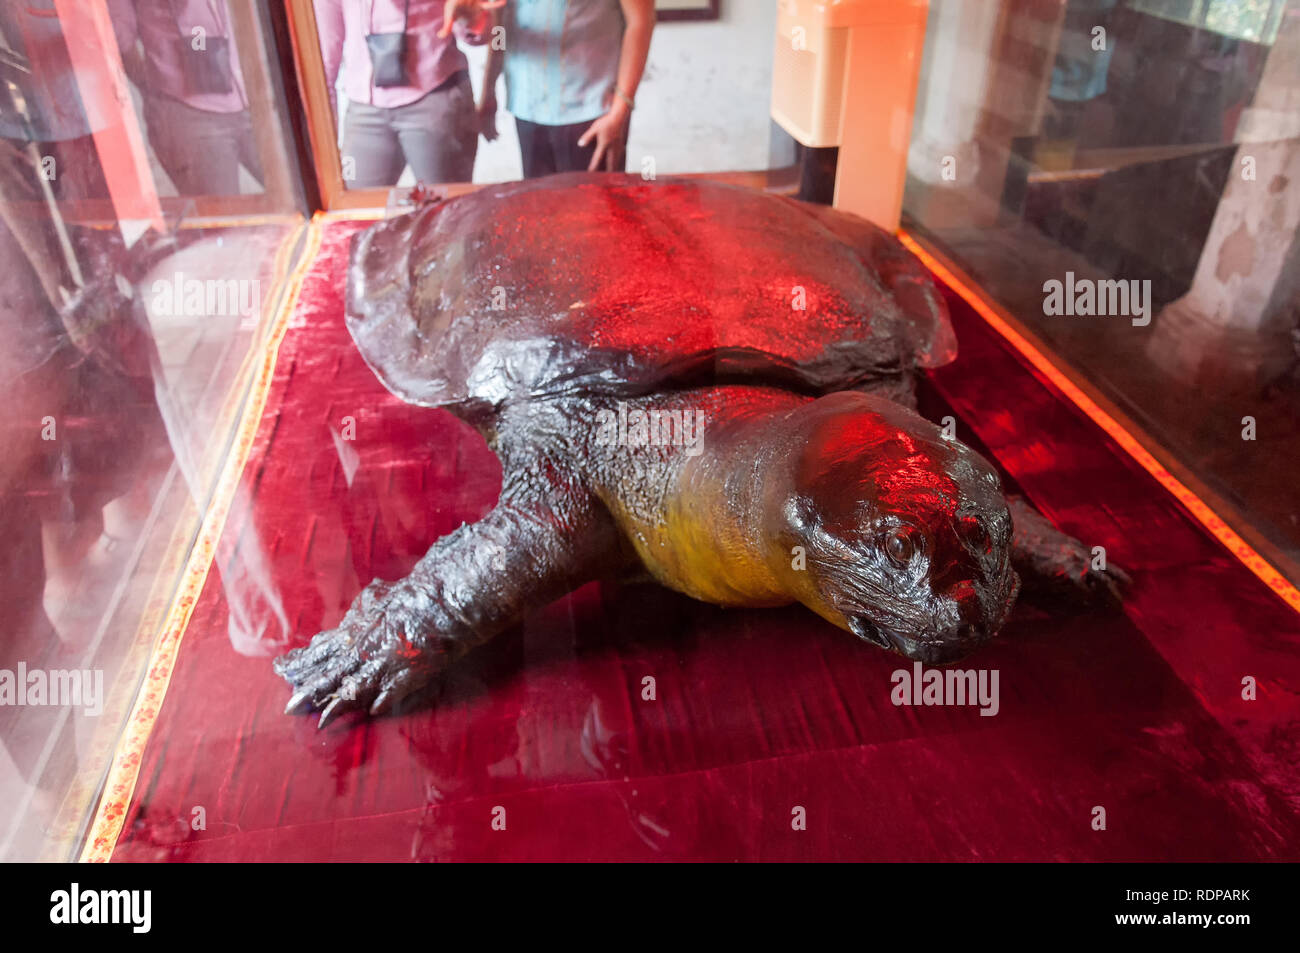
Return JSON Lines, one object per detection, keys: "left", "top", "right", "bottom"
{"left": 341, "top": 71, "right": 478, "bottom": 188}
{"left": 143, "top": 93, "right": 263, "bottom": 196}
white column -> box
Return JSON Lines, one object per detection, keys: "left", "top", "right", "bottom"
{"left": 1146, "top": 9, "right": 1300, "bottom": 382}
{"left": 907, "top": 0, "right": 1002, "bottom": 187}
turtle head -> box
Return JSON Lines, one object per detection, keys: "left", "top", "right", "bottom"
{"left": 773, "top": 394, "right": 1019, "bottom": 664}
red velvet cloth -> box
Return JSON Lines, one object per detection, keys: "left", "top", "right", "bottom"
{"left": 110, "top": 220, "right": 1300, "bottom": 861}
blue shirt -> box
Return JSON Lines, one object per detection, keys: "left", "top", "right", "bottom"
{"left": 503, "top": 0, "right": 625, "bottom": 126}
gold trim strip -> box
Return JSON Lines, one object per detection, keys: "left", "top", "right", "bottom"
{"left": 79, "top": 217, "right": 325, "bottom": 862}
{"left": 42, "top": 222, "right": 304, "bottom": 861}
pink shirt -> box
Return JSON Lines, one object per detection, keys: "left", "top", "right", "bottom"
{"left": 314, "top": 0, "right": 488, "bottom": 112}
{"left": 109, "top": 0, "right": 249, "bottom": 113}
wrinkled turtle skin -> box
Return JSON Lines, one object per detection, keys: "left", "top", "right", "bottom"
{"left": 276, "top": 173, "right": 1127, "bottom": 727}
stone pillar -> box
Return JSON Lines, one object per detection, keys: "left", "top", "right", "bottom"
{"left": 907, "top": 0, "right": 1003, "bottom": 189}
{"left": 904, "top": 0, "right": 1068, "bottom": 228}
{"left": 1146, "top": 7, "right": 1300, "bottom": 386}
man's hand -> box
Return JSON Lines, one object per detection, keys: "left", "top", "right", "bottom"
{"left": 439, "top": 0, "right": 485, "bottom": 38}
{"left": 578, "top": 99, "right": 630, "bottom": 172}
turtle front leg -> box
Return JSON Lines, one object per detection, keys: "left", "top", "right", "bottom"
{"left": 274, "top": 467, "right": 623, "bottom": 727}
{"left": 1007, "top": 496, "right": 1131, "bottom": 607}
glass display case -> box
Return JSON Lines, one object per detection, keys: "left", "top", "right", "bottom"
{"left": 2, "top": 0, "right": 1297, "bottom": 867}
{"left": 903, "top": 0, "right": 1300, "bottom": 589}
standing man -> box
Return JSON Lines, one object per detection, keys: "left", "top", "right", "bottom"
{"left": 109, "top": 0, "right": 263, "bottom": 196}
{"left": 479, "top": 0, "right": 654, "bottom": 177}
{"left": 315, "top": 0, "right": 493, "bottom": 188}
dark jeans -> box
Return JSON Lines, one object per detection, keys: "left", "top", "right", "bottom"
{"left": 515, "top": 117, "right": 628, "bottom": 178}
{"left": 143, "top": 93, "right": 263, "bottom": 196}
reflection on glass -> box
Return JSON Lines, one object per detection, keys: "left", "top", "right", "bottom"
{"left": 0, "top": 0, "right": 303, "bottom": 861}
{"left": 0, "top": 142, "right": 170, "bottom": 859}
{"left": 904, "top": 0, "right": 1300, "bottom": 577}
{"left": 0, "top": 5, "right": 111, "bottom": 199}
{"left": 1130, "top": 0, "right": 1285, "bottom": 44}
{"left": 106, "top": 0, "right": 263, "bottom": 196}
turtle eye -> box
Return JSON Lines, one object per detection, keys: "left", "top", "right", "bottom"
{"left": 885, "top": 527, "right": 919, "bottom": 567}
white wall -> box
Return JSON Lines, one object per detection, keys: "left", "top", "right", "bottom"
{"left": 463, "top": 0, "right": 780, "bottom": 183}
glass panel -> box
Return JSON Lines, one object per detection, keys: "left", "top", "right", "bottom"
{"left": 0, "top": 0, "right": 306, "bottom": 860}
{"left": 6, "top": 0, "right": 1295, "bottom": 867}
{"left": 904, "top": 0, "right": 1300, "bottom": 581}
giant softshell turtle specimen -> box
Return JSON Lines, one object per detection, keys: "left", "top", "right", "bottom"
{"left": 276, "top": 173, "right": 1125, "bottom": 726}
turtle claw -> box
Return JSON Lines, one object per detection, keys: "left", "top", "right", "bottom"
{"left": 1007, "top": 497, "right": 1133, "bottom": 610}
{"left": 284, "top": 689, "right": 314, "bottom": 716}
{"left": 1028, "top": 544, "right": 1132, "bottom": 610}
{"left": 274, "top": 577, "right": 452, "bottom": 725}
{"left": 369, "top": 686, "right": 399, "bottom": 717}
{"left": 1077, "top": 561, "right": 1129, "bottom": 609}
{"left": 1107, "top": 562, "right": 1134, "bottom": 589}
{"left": 316, "top": 696, "right": 352, "bottom": 729}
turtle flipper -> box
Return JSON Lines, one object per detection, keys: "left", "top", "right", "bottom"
{"left": 1006, "top": 496, "right": 1131, "bottom": 609}
{"left": 275, "top": 469, "right": 623, "bottom": 727}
